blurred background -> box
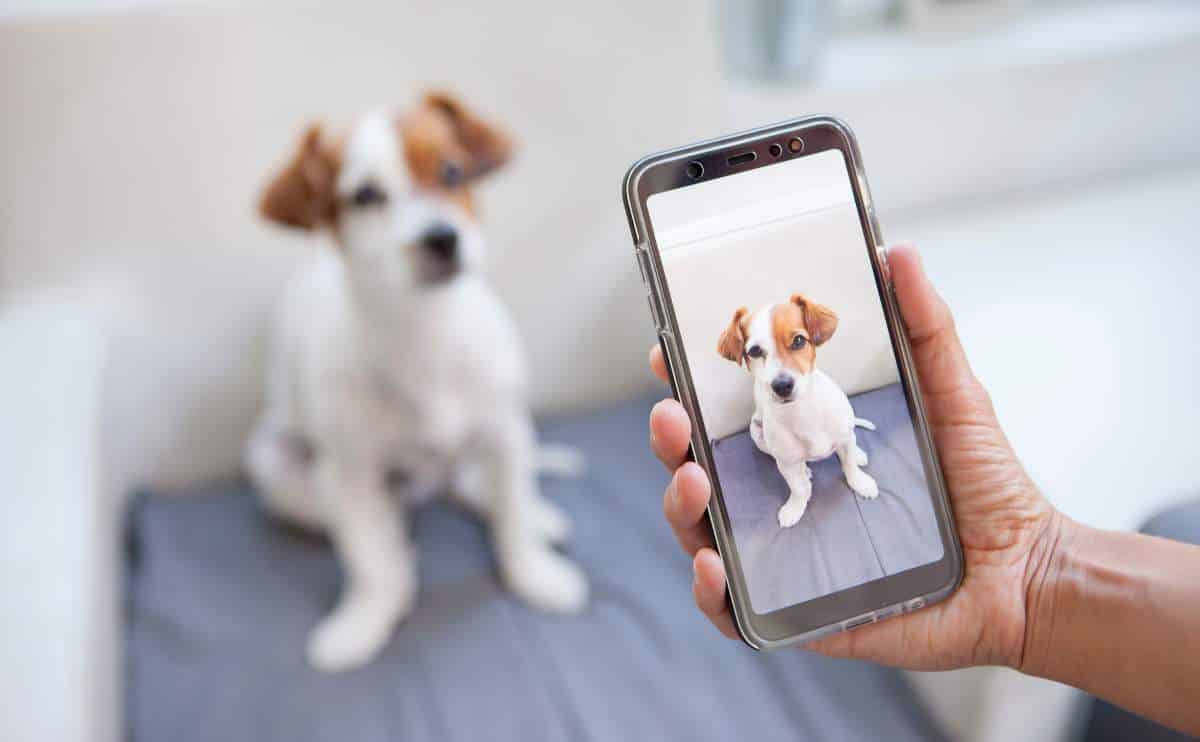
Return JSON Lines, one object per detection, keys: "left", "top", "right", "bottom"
{"left": 2, "top": 1, "right": 1198, "bottom": 740}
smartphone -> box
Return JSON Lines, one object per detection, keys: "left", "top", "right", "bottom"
{"left": 623, "top": 117, "right": 963, "bottom": 650}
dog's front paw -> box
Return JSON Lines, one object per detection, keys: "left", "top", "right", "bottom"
{"left": 306, "top": 573, "right": 416, "bottom": 672}
{"left": 307, "top": 603, "right": 395, "bottom": 672}
{"left": 502, "top": 543, "right": 588, "bottom": 615}
{"left": 777, "top": 496, "right": 809, "bottom": 527}
{"left": 846, "top": 470, "right": 879, "bottom": 499}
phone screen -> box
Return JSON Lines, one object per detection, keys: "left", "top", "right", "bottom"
{"left": 646, "top": 149, "right": 944, "bottom": 616}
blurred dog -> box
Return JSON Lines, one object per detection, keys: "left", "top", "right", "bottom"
{"left": 248, "top": 92, "right": 587, "bottom": 672}
{"left": 718, "top": 293, "right": 877, "bottom": 527}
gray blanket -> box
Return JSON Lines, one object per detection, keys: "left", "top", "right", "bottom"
{"left": 125, "top": 393, "right": 947, "bottom": 742}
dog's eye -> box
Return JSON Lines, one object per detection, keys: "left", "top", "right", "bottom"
{"left": 440, "top": 160, "right": 464, "bottom": 188}
{"left": 746, "top": 345, "right": 765, "bottom": 359}
{"left": 790, "top": 335, "right": 807, "bottom": 350}
{"left": 351, "top": 182, "right": 388, "bottom": 208}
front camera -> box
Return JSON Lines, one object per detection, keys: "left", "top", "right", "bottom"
{"left": 685, "top": 161, "right": 704, "bottom": 180}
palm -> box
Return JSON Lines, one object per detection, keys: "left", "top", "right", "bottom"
{"left": 807, "top": 251, "right": 1054, "bottom": 669}
{"left": 808, "top": 364, "right": 1051, "bottom": 670}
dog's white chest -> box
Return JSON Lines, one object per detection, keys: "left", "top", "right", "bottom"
{"left": 764, "top": 413, "right": 836, "bottom": 462}
{"left": 371, "top": 364, "right": 473, "bottom": 460}
{"left": 794, "top": 430, "right": 837, "bottom": 461}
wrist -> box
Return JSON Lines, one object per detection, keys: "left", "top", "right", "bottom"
{"left": 1018, "top": 509, "right": 1085, "bottom": 676}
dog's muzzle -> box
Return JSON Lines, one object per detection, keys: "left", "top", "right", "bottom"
{"left": 417, "top": 222, "right": 461, "bottom": 284}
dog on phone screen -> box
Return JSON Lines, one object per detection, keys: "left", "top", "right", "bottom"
{"left": 246, "top": 91, "right": 587, "bottom": 672}
{"left": 718, "top": 294, "right": 877, "bottom": 527}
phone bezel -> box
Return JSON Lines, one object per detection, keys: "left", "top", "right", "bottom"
{"left": 623, "top": 116, "right": 964, "bottom": 650}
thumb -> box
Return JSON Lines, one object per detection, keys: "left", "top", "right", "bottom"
{"left": 887, "top": 243, "right": 979, "bottom": 399}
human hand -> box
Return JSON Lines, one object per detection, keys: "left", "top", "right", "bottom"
{"left": 648, "top": 243, "right": 1063, "bottom": 670}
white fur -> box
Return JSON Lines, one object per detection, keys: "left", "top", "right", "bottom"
{"left": 247, "top": 111, "right": 587, "bottom": 673}
{"left": 741, "top": 304, "right": 877, "bottom": 528}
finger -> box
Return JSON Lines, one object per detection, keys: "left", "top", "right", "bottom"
{"left": 887, "top": 243, "right": 950, "bottom": 344}
{"left": 649, "top": 344, "right": 669, "bottom": 384}
{"left": 693, "top": 548, "right": 738, "bottom": 640}
{"left": 649, "top": 399, "right": 691, "bottom": 470}
{"left": 887, "top": 243, "right": 978, "bottom": 398}
{"left": 805, "top": 615, "right": 911, "bottom": 668}
{"left": 664, "top": 462, "right": 714, "bottom": 555}
{"left": 805, "top": 628, "right": 856, "bottom": 658}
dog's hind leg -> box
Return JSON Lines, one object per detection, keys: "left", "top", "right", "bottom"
{"left": 837, "top": 434, "right": 878, "bottom": 499}
{"left": 450, "top": 460, "right": 572, "bottom": 544}
{"left": 535, "top": 443, "right": 586, "bottom": 478}
{"left": 246, "top": 415, "right": 325, "bottom": 531}
{"left": 851, "top": 417, "right": 873, "bottom": 466}
{"left": 307, "top": 457, "right": 416, "bottom": 673}
{"left": 483, "top": 410, "right": 588, "bottom": 614}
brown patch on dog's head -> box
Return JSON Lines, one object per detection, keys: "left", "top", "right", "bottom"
{"left": 400, "top": 91, "right": 513, "bottom": 212}
{"left": 717, "top": 307, "right": 750, "bottom": 365}
{"left": 790, "top": 293, "right": 837, "bottom": 346}
{"left": 771, "top": 294, "right": 838, "bottom": 375}
{"left": 259, "top": 124, "right": 342, "bottom": 230}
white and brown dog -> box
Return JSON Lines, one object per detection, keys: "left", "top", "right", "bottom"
{"left": 717, "top": 294, "right": 878, "bottom": 528}
{"left": 247, "top": 92, "right": 587, "bottom": 672}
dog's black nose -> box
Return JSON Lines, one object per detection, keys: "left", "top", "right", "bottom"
{"left": 771, "top": 375, "right": 795, "bottom": 399}
{"left": 420, "top": 223, "right": 458, "bottom": 261}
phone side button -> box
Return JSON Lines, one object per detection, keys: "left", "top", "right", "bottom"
{"left": 647, "top": 294, "right": 664, "bottom": 330}
{"left": 635, "top": 249, "right": 651, "bottom": 287}
{"left": 903, "top": 597, "right": 926, "bottom": 614}
{"left": 647, "top": 289, "right": 669, "bottom": 330}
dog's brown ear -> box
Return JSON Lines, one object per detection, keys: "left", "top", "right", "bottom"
{"left": 424, "top": 90, "right": 513, "bottom": 180}
{"left": 791, "top": 293, "right": 838, "bottom": 346}
{"left": 259, "top": 124, "right": 339, "bottom": 230}
{"left": 717, "top": 307, "right": 750, "bottom": 364}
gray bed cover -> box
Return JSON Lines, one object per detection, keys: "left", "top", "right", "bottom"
{"left": 125, "top": 393, "right": 947, "bottom": 742}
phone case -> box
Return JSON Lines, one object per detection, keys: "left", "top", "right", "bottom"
{"left": 622, "top": 116, "right": 963, "bottom": 650}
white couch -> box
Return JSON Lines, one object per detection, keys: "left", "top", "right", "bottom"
{"left": 3, "top": 2, "right": 1199, "bottom": 741}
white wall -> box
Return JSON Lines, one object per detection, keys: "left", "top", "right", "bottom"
{"left": 0, "top": 0, "right": 723, "bottom": 488}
